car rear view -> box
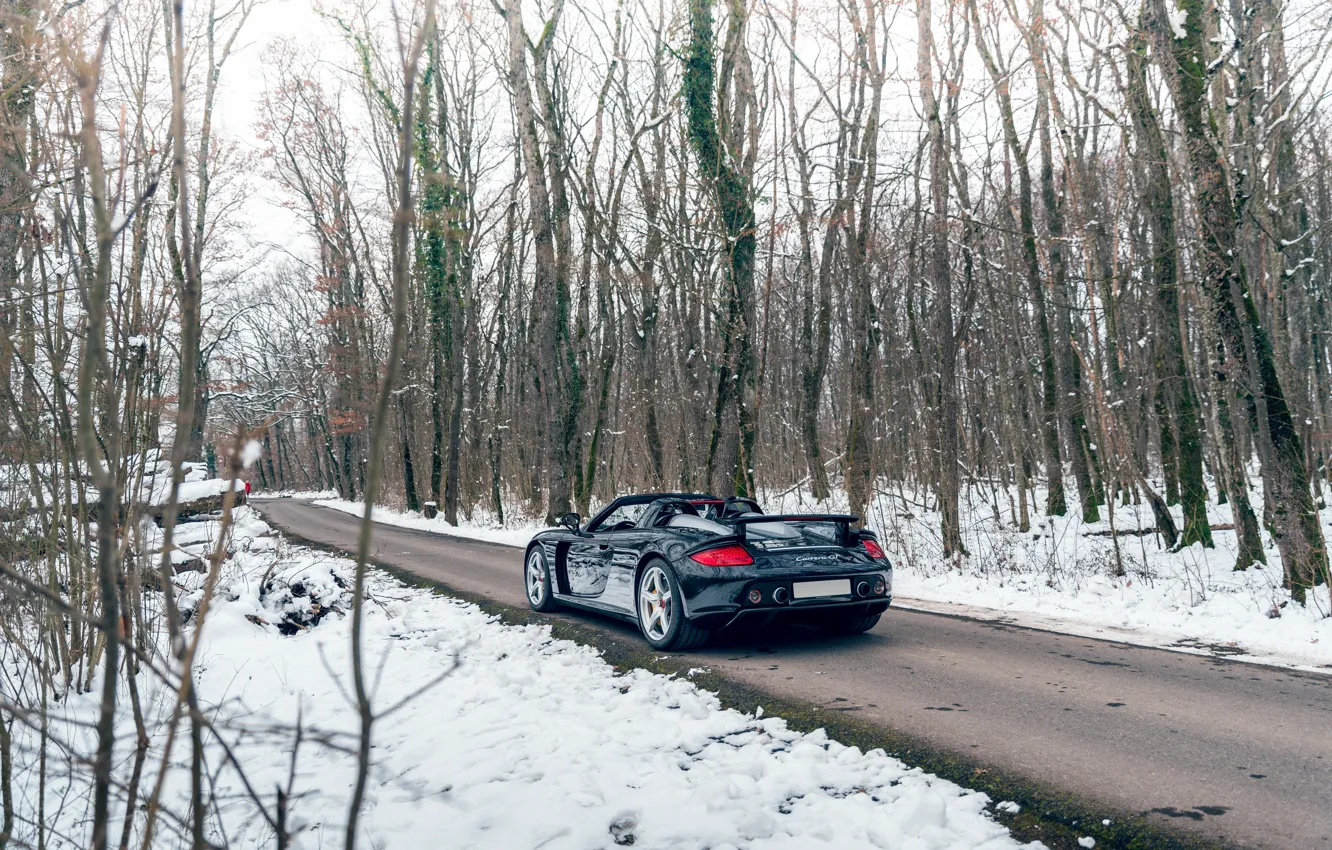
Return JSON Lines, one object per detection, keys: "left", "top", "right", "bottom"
{"left": 677, "top": 513, "right": 892, "bottom": 635}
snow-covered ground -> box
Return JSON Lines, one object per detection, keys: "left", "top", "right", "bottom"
{"left": 9, "top": 507, "right": 1042, "bottom": 849}
{"left": 131, "top": 450, "right": 247, "bottom": 505}
{"left": 299, "top": 483, "right": 1332, "bottom": 672}
{"left": 777, "top": 482, "right": 1332, "bottom": 672}
{"left": 266, "top": 488, "right": 340, "bottom": 500}
{"left": 308, "top": 496, "right": 540, "bottom": 547}
{"left": 1, "top": 452, "right": 244, "bottom": 509}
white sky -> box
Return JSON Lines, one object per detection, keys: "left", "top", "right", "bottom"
{"left": 211, "top": 0, "right": 335, "bottom": 273}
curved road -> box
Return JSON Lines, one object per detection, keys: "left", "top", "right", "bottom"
{"left": 255, "top": 499, "right": 1331, "bottom": 849}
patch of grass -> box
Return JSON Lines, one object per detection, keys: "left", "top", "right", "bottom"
{"left": 274, "top": 526, "right": 1238, "bottom": 850}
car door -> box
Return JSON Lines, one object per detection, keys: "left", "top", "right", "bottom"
{"left": 571, "top": 526, "right": 647, "bottom": 599}
{"left": 566, "top": 533, "right": 607, "bottom": 596}
{"left": 597, "top": 526, "right": 650, "bottom": 611}
{"left": 567, "top": 503, "right": 646, "bottom": 598}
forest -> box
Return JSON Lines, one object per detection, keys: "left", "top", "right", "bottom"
{"left": 205, "top": 0, "right": 1329, "bottom": 589}
{"left": 5, "top": 0, "right": 1332, "bottom": 591}
{"left": 2, "top": 0, "right": 1332, "bottom": 842}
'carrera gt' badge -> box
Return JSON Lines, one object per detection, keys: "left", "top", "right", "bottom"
{"left": 795, "top": 555, "right": 837, "bottom": 563}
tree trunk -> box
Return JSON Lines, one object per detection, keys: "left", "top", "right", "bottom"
{"left": 787, "top": 1, "right": 832, "bottom": 502}
{"left": 1125, "top": 18, "right": 1212, "bottom": 547}
{"left": 399, "top": 397, "right": 420, "bottom": 512}
{"left": 684, "top": 0, "right": 759, "bottom": 497}
{"left": 967, "top": 0, "right": 1065, "bottom": 517}
{"left": 1152, "top": 0, "right": 1329, "bottom": 595}
{"left": 502, "top": 0, "right": 577, "bottom": 522}
{"left": 0, "top": 0, "right": 34, "bottom": 452}
{"left": 1023, "top": 0, "right": 1099, "bottom": 523}
{"left": 917, "top": 0, "right": 963, "bottom": 554}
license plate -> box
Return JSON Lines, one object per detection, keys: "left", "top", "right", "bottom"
{"left": 792, "top": 579, "right": 851, "bottom": 599}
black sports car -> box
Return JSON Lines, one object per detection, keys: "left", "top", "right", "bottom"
{"left": 523, "top": 493, "right": 892, "bottom": 650}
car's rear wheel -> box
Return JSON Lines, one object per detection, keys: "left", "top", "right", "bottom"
{"left": 820, "top": 612, "right": 881, "bottom": 635}
{"left": 636, "top": 559, "right": 708, "bottom": 651}
{"left": 525, "top": 546, "right": 559, "bottom": 612}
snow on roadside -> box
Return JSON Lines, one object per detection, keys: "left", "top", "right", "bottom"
{"left": 261, "top": 488, "right": 340, "bottom": 500}
{"left": 308, "top": 496, "right": 542, "bottom": 548}
{"left": 10, "top": 509, "right": 1040, "bottom": 849}
{"left": 766, "top": 484, "right": 1332, "bottom": 673}
{"left": 889, "top": 561, "right": 1331, "bottom": 673}
{"left": 130, "top": 449, "right": 245, "bottom": 505}
{"left": 1, "top": 451, "right": 243, "bottom": 508}
{"left": 206, "top": 560, "right": 1037, "bottom": 849}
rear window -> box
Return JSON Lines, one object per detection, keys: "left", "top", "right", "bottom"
{"left": 746, "top": 520, "right": 843, "bottom": 549}
{"left": 787, "top": 521, "right": 843, "bottom": 545}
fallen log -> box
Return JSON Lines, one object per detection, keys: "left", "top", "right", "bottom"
{"left": 1081, "top": 523, "right": 1234, "bottom": 538}
{"left": 148, "top": 490, "right": 247, "bottom": 523}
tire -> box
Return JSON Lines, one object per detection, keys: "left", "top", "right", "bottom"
{"left": 525, "top": 546, "right": 560, "bottom": 612}
{"left": 820, "top": 612, "right": 881, "bottom": 635}
{"left": 636, "top": 559, "right": 709, "bottom": 651}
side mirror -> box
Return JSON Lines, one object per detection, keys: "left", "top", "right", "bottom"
{"left": 558, "top": 512, "right": 582, "bottom": 533}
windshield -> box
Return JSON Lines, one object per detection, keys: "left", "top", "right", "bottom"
{"left": 590, "top": 502, "right": 648, "bottom": 531}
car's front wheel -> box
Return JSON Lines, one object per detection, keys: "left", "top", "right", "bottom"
{"left": 525, "top": 546, "right": 559, "bottom": 612}
{"left": 636, "top": 559, "right": 708, "bottom": 651}
{"left": 820, "top": 612, "right": 881, "bottom": 635}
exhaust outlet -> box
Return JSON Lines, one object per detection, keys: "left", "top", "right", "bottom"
{"left": 856, "top": 581, "right": 870, "bottom": 598}
{"left": 773, "top": 586, "right": 790, "bottom": 604}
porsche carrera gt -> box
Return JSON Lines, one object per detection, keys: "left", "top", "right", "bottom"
{"left": 523, "top": 493, "right": 892, "bottom": 650}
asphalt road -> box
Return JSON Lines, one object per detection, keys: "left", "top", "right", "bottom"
{"left": 254, "top": 498, "right": 1332, "bottom": 849}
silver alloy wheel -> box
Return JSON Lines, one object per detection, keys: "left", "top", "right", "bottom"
{"left": 638, "top": 565, "right": 672, "bottom": 641}
{"left": 526, "top": 549, "right": 547, "bottom": 605}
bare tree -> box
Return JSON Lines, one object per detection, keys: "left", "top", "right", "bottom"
{"left": 684, "top": 0, "right": 760, "bottom": 497}
{"left": 1151, "top": 0, "right": 1330, "bottom": 596}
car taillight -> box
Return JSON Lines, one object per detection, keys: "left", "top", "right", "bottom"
{"left": 690, "top": 545, "right": 754, "bottom": 567}
{"left": 862, "top": 538, "right": 887, "bottom": 561}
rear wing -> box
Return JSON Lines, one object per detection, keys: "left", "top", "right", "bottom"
{"left": 731, "top": 513, "right": 862, "bottom": 545}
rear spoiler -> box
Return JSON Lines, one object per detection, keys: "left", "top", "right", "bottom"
{"left": 731, "top": 514, "right": 862, "bottom": 545}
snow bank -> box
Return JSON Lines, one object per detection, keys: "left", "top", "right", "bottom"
{"left": 196, "top": 562, "right": 1036, "bottom": 848}
{"left": 9, "top": 511, "right": 1039, "bottom": 849}
{"left": 259, "top": 488, "right": 340, "bottom": 500}
{"left": 127, "top": 449, "right": 244, "bottom": 505}
{"left": 762, "top": 483, "right": 1332, "bottom": 672}
{"left": 1, "top": 451, "right": 243, "bottom": 509}
{"left": 311, "top": 496, "right": 542, "bottom": 548}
